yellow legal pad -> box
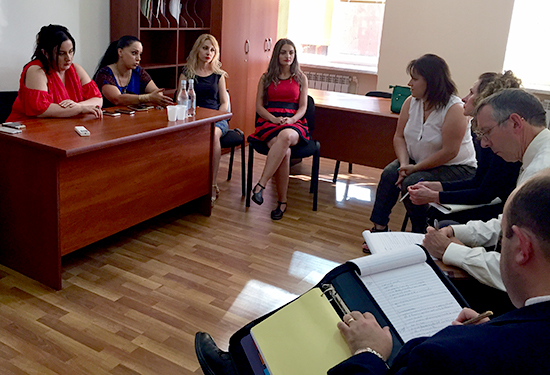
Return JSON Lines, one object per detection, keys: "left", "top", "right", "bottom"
{"left": 250, "top": 287, "right": 351, "bottom": 375}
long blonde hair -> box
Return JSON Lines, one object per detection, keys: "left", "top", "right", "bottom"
{"left": 184, "top": 34, "right": 227, "bottom": 79}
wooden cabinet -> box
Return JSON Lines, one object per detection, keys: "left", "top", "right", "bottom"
{"left": 221, "top": 0, "right": 279, "bottom": 136}
{"left": 110, "top": 0, "right": 222, "bottom": 91}
{"left": 110, "top": 0, "right": 278, "bottom": 135}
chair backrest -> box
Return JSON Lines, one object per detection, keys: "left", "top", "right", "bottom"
{"left": 0, "top": 91, "right": 18, "bottom": 123}
{"left": 226, "top": 90, "right": 231, "bottom": 113}
{"left": 305, "top": 95, "right": 315, "bottom": 132}
{"left": 365, "top": 91, "right": 392, "bottom": 99}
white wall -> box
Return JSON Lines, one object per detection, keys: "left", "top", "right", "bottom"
{"left": 0, "top": 0, "right": 518, "bottom": 97}
{"left": 0, "top": 0, "right": 109, "bottom": 91}
{"left": 377, "top": 0, "right": 515, "bottom": 97}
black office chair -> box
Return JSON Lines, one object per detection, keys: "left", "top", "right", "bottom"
{"left": 246, "top": 95, "right": 320, "bottom": 211}
{"left": 174, "top": 88, "right": 245, "bottom": 196}
{"left": 220, "top": 92, "right": 246, "bottom": 196}
{"left": 220, "top": 128, "right": 245, "bottom": 196}
{"left": 332, "top": 90, "right": 392, "bottom": 183}
{"left": 0, "top": 91, "right": 18, "bottom": 123}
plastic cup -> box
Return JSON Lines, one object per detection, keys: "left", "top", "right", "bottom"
{"left": 167, "top": 106, "right": 177, "bottom": 121}
{"left": 177, "top": 105, "right": 187, "bottom": 120}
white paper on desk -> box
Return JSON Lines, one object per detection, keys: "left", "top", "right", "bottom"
{"left": 429, "top": 197, "right": 502, "bottom": 214}
{"left": 350, "top": 246, "right": 463, "bottom": 343}
{"left": 362, "top": 230, "right": 425, "bottom": 254}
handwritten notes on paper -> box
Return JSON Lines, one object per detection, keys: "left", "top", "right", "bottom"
{"left": 351, "top": 246, "right": 463, "bottom": 342}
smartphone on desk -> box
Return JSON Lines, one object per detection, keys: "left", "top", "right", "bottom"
{"left": 128, "top": 104, "right": 153, "bottom": 111}
{"left": 115, "top": 108, "right": 136, "bottom": 115}
{"left": 102, "top": 110, "right": 121, "bottom": 117}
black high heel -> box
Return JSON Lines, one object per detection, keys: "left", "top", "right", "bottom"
{"left": 251, "top": 183, "right": 265, "bottom": 205}
{"left": 271, "top": 201, "right": 287, "bottom": 220}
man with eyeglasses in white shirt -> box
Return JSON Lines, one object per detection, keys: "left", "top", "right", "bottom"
{"left": 423, "top": 88, "right": 550, "bottom": 290}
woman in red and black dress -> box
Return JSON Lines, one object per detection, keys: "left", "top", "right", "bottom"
{"left": 249, "top": 38, "right": 309, "bottom": 220}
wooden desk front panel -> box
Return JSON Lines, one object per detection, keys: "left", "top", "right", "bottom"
{"left": 0, "top": 140, "right": 61, "bottom": 289}
{"left": 313, "top": 106, "right": 398, "bottom": 169}
{"left": 58, "top": 124, "right": 212, "bottom": 255}
{"left": 0, "top": 108, "right": 228, "bottom": 289}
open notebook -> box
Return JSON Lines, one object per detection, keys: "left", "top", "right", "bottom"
{"left": 247, "top": 246, "right": 465, "bottom": 375}
{"left": 350, "top": 245, "right": 463, "bottom": 342}
{"left": 362, "top": 230, "right": 424, "bottom": 254}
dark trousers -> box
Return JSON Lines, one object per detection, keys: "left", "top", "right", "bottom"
{"left": 370, "top": 159, "right": 476, "bottom": 233}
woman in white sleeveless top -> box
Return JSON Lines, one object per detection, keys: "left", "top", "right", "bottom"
{"left": 369, "top": 54, "right": 476, "bottom": 233}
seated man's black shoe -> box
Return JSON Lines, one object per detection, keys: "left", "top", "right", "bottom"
{"left": 195, "top": 332, "right": 239, "bottom": 375}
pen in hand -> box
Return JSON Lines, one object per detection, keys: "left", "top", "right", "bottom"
{"left": 399, "top": 191, "right": 410, "bottom": 202}
{"left": 463, "top": 310, "right": 493, "bottom": 325}
{"left": 399, "top": 178, "right": 424, "bottom": 202}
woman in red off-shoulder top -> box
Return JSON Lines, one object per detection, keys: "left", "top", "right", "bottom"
{"left": 7, "top": 24, "right": 103, "bottom": 122}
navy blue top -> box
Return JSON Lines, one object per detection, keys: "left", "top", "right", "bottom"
{"left": 182, "top": 68, "right": 221, "bottom": 110}
{"left": 439, "top": 133, "right": 521, "bottom": 205}
{"left": 94, "top": 65, "right": 151, "bottom": 107}
{"left": 329, "top": 301, "right": 550, "bottom": 375}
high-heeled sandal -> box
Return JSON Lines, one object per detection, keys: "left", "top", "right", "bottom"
{"left": 251, "top": 183, "right": 265, "bottom": 205}
{"left": 271, "top": 201, "right": 287, "bottom": 220}
{"left": 211, "top": 184, "right": 220, "bottom": 207}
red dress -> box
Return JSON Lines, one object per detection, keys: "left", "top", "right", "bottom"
{"left": 7, "top": 60, "right": 102, "bottom": 122}
{"left": 250, "top": 77, "right": 309, "bottom": 143}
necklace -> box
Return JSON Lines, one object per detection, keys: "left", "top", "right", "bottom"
{"left": 111, "top": 64, "right": 131, "bottom": 92}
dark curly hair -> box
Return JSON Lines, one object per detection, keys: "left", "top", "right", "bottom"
{"left": 32, "top": 24, "right": 76, "bottom": 74}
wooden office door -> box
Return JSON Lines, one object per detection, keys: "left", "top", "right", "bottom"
{"left": 221, "top": 0, "right": 279, "bottom": 137}
{"left": 246, "top": 0, "right": 279, "bottom": 135}
{"left": 221, "top": 0, "right": 252, "bottom": 136}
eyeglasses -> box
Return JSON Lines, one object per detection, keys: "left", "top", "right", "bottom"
{"left": 473, "top": 115, "right": 510, "bottom": 141}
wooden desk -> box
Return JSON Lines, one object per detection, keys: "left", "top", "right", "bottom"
{"left": 309, "top": 89, "right": 399, "bottom": 169}
{"left": 435, "top": 260, "right": 470, "bottom": 280}
{"left": 0, "top": 107, "right": 231, "bottom": 289}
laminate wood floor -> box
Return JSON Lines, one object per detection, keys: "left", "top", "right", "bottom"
{"left": 0, "top": 151, "right": 408, "bottom": 375}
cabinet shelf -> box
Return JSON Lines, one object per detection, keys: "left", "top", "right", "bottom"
{"left": 140, "top": 63, "right": 178, "bottom": 70}
{"left": 139, "top": 27, "right": 210, "bottom": 31}
{"left": 110, "top": 0, "right": 220, "bottom": 91}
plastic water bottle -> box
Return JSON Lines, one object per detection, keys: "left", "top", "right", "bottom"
{"left": 177, "top": 79, "right": 189, "bottom": 120}
{"left": 177, "top": 79, "right": 189, "bottom": 107}
{"left": 187, "top": 79, "right": 196, "bottom": 117}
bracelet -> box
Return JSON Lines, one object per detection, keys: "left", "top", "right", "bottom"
{"left": 138, "top": 94, "right": 146, "bottom": 103}
{"left": 354, "top": 347, "right": 386, "bottom": 362}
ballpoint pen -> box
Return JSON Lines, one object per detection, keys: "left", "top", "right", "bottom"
{"left": 400, "top": 178, "right": 424, "bottom": 202}
{"left": 463, "top": 310, "right": 493, "bottom": 325}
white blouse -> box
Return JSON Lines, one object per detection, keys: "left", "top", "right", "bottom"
{"left": 404, "top": 95, "right": 477, "bottom": 168}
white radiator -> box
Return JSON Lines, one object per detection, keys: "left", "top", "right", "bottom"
{"left": 304, "top": 71, "right": 358, "bottom": 94}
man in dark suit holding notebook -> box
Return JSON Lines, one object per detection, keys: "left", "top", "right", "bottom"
{"left": 329, "top": 169, "right": 550, "bottom": 375}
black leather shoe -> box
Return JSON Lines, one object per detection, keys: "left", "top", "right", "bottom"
{"left": 271, "top": 201, "right": 287, "bottom": 220}
{"left": 195, "top": 332, "right": 238, "bottom": 375}
{"left": 251, "top": 183, "right": 265, "bottom": 205}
